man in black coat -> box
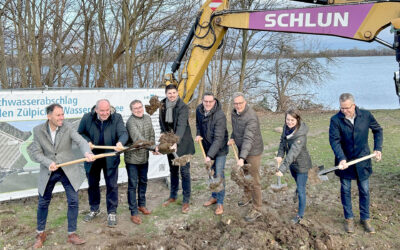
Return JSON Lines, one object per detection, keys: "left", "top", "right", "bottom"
{"left": 195, "top": 92, "right": 228, "bottom": 215}
{"left": 329, "top": 93, "right": 382, "bottom": 234}
{"left": 78, "top": 99, "right": 128, "bottom": 227}
{"left": 159, "top": 84, "right": 195, "bottom": 214}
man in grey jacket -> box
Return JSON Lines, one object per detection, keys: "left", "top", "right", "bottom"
{"left": 228, "top": 92, "right": 264, "bottom": 222}
{"left": 28, "top": 104, "right": 94, "bottom": 248}
{"left": 125, "top": 100, "right": 155, "bottom": 225}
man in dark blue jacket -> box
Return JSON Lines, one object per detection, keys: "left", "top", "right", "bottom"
{"left": 195, "top": 92, "right": 228, "bottom": 215}
{"left": 78, "top": 99, "right": 128, "bottom": 227}
{"left": 329, "top": 93, "right": 382, "bottom": 234}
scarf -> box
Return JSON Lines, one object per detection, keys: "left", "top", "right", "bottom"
{"left": 285, "top": 125, "right": 296, "bottom": 139}
{"left": 165, "top": 98, "right": 178, "bottom": 123}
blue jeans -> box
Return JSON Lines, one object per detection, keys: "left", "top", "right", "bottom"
{"left": 126, "top": 163, "right": 149, "bottom": 216}
{"left": 37, "top": 168, "right": 79, "bottom": 233}
{"left": 211, "top": 155, "right": 226, "bottom": 204}
{"left": 168, "top": 154, "right": 191, "bottom": 204}
{"left": 86, "top": 159, "right": 119, "bottom": 214}
{"left": 340, "top": 178, "right": 370, "bottom": 220}
{"left": 290, "top": 168, "right": 308, "bottom": 218}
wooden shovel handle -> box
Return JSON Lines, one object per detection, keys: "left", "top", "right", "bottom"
{"left": 318, "top": 153, "right": 377, "bottom": 176}
{"left": 344, "top": 153, "right": 376, "bottom": 167}
{"left": 230, "top": 143, "right": 239, "bottom": 161}
{"left": 197, "top": 137, "right": 207, "bottom": 160}
{"left": 92, "top": 145, "right": 127, "bottom": 150}
{"left": 55, "top": 152, "right": 116, "bottom": 168}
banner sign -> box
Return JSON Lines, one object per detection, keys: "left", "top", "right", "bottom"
{"left": 248, "top": 4, "right": 373, "bottom": 39}
{"left": 0, "top": 88, "right": 169, "bottom": 201}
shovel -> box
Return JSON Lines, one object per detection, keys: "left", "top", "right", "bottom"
{"left": 318, "top": 153, "right": 376, "bottom": 176}
{"left": 91, "top": 145, "right": 127, "bottom": 150}
{"left": 270, "top": 163, "right": 288, "bottom": 192}
{"left": 55, "top": 143, "right": 141, "bottom": 168}
{"left": 197, "top": 138, "right": 223, "bottom": 192}
{"left": 91, "top": 140, "right": 154, "bottom": 151}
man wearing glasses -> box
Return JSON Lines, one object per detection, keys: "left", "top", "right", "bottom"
{"left": 125, "top": 100, "right": 155, "bottom": 224}
{"left": 195, "top": 92, "right": 229, "bottom": 215}
{"left": 329, "top": 93, "right": 383, "bottom": 234}
{"left": 228, "top": 92, "right": 264, "bottom": 222}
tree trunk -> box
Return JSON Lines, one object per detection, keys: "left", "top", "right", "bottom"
{"left": 15, "top": 0, "right": 28, "bottom": 88}
{"left": 238, "top": 29, "right": 248, "bottom": 92}
{"left": 0, "top": 13, "right": 8, "bottom": 88}
{"left": 123, "top": 0, "right": 132, "bottom": 88}
{"left": 27, "top": 1, "right": 41, "bottom": 88}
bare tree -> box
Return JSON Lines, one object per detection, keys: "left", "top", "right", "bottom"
{"left": 263, "top": 34, "right": 334, "bottom": 111}
{"left": 0, "top": 0, "right": 11, "bottom": 88}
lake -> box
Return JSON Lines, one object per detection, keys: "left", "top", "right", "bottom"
{"left": 304, "top": 56, "right": 399, "bottom": 110}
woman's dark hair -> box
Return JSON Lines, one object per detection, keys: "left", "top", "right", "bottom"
{"left": 165, "top": 84, "right": 178, "bottom": 93}
{"left": 285, "top": 109, "right": 302, "bottom": 129}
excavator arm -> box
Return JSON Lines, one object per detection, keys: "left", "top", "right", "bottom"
{"left": 166, "top": 0, "right": 400, "bottom": 103}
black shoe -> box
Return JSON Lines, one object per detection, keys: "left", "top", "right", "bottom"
{"left": 360, "top": 219, "right": 375, "bottom": 233}
{"left": 291, "top": 215, "right": 302, "bottom": 224}
{"left": 83, "top": 210, "right": 101, "bottom": 222}
{"left": 238, "top": 197, "right": 252, "bottom": 207}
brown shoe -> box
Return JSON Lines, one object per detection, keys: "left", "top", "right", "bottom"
{"left": 162, "top": 198, "right": 176, "bottom": 207}
{"left": 182, "top": 203, "right": 190, "bottom": 214}
{"left": 215, "top": 204, "right": 224, "bottom": 215}
{"left": 344, "top": 218, "right": 355, "bottom": 233}
{"left": 67, "top": 233, "right": 86, "bottom": 245}
{"left": 203, "top": 198, "right": 217, "bottom": 207}
{"left": 360, "top": 219, "right": 375, "bottom": 233}
{"left": 138, "top": 206, "right": 151, "bottom": 215}
{"left": 130, "top": 215, "right": 142, "bottom": 225}
{"left": 33, "top": 231, "right": 47, "bottom": 248}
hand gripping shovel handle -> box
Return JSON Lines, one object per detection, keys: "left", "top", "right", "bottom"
{"left": 271, "top": 162, "right": 287, "bottom": 190}
{"left": 318, "top": 153, "right": 376, "bottom": 176}
{"left": 55, "top": 152, "right": 117, "bottom": 168}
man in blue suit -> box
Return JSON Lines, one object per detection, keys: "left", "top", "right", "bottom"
{"left": 329, "top": 93, "right": 383, "bottom": 234}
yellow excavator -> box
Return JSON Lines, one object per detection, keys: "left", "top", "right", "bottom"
{"left": 165, "top": 0, "right": 400, "bottom": 103}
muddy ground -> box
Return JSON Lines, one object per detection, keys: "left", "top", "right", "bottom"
{"left": 1, "top": 111, "right": 400, "bottom": 249}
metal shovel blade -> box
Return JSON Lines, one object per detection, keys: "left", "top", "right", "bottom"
{"left": 270, "top": 176, "right": 288, "bottom": 192}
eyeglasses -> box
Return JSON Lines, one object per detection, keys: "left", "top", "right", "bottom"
{"left": 233, "top": 101, "right": 244, "bottom": 106}
{"left": 132, "top": 106, "right": 143, "bottom": 110}
{"left": 203, "top": 100, "right": 215, "bottom": 104}
{"left": 340, "top": 104, "right": 354, "bottom": 111}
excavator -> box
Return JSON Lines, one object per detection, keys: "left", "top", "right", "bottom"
{"left": 164, "top": 0, "right": 400, "bottom": 103}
